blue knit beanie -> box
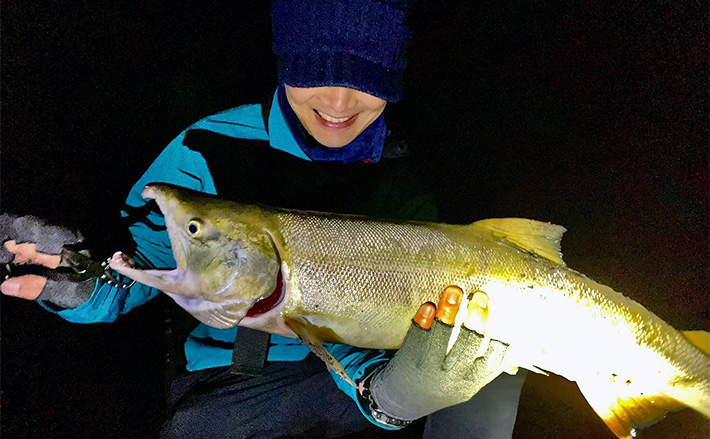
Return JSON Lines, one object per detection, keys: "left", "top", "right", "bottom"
{"left": 272, "top": 0, "right": 411, "bottom": 103}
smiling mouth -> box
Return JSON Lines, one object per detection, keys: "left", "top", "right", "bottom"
{"left": 314, "top": 110, "right": 358, "bottom": 128}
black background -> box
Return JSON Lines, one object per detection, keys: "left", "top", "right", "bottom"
{"left": 2, "top": 1, "right": 708, "bottom": 438}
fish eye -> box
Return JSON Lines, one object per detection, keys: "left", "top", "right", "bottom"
{"left": 187, "top": 219, "right": 203, "bottom": 237}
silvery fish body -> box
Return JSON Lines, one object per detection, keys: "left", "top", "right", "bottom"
{"left": 112, "top": 184, "right": 710, "bottom": 439}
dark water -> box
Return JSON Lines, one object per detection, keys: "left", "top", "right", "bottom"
{"left": 2, "top": 2, "right": 707, "bottom": 438}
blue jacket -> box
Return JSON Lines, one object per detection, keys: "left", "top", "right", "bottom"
{"left": 42, "top": 88, "right": 436, "bottom": 427}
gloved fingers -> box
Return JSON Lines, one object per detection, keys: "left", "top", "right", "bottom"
{"left": 461, "top": 289, "right": 508, "bottom": 365}
{"left": 402, "top": 286, "right": 462, "bottom": 363}
{"left": 416, "top": 319, "right": 457, "bottom": 371}
{"left": 463, "top": 290, "right": 489, "bottom": 334}
{"left": 411, "top": 286, "right": 463, "bottom": 369}
{"left": 3, "top": 241, "right": 62, "bottom": 268}
{"left": 445, "top": 290, "right": 504, "bottom": 370}
{"left": 481, "top": 338, "right": 509, "bottom": 365}
{"left": 0, "top": 214, "right": 83, "bottom": 256}
{"left": 413, "top": 301, "right": 436, "bottom": 329}
{"left": 381, "top": 286, "right": 467, "bottom": 384}
{"left": 38, "top": 277, "right": 95, "bottom": 308}
{"left": 435, "top": 285, "right": 463, "bottom": 325}
{"left": 442, "top": 327, "right": 484, "bottom": 370}
{"left": 444, "top": 328, "right": 509, "bottom": 385}
{"left": 0, "top": 274, "right": 47, "bottom": 300}
{"left": 396, "top": 316, "right": 454, "bottom": 371}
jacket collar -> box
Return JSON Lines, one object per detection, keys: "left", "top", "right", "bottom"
{"left": 266, "top": 88, "right": 312, "bottom": 161}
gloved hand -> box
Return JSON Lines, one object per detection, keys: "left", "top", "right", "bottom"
{"left": 0, "top": 213, "right": 98, "bottom": 308}
{"left": 360, "top": 286, "right": 508, "bottom": 427}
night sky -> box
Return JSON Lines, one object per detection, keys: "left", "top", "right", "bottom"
{"left": 2, "top": 1, "right": 708, "bottom": 438}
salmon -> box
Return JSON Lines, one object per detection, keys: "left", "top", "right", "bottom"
{"left": 112, "top": 183, "right": 710, "bottom": 438}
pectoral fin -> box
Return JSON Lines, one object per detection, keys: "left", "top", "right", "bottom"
{"left": 285, "top": 317, "right": 357, "bottom": 388}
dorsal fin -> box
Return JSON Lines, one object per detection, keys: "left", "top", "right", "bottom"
{"left": 473, "top": 218, "right": 566, "bottom": 265}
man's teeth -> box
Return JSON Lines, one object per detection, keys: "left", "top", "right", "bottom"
{"left": 317, "top": 111, "right": 352, "bottom": 123}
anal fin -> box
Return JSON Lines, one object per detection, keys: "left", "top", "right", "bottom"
{"left": 285, "top": 317, "right": 357, "bottom": 388}
{"left": 577, "top": 375, "right": 685, "bottom": 439}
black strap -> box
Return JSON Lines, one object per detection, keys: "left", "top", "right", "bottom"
{"left": 229, "top": 327, "right": 271, "bottom": 376}
{"left": 229, "top": 96, "right": 271, "bottom": 376}
{"left": 261, "top": 93, "right": 273, "bottom": 136}
{"left": 228, "top": 95, "right": 273, "bottom": 377}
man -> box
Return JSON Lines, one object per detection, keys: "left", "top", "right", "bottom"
{"left": 1, "top": 1, "right": 525, "bottom": 437}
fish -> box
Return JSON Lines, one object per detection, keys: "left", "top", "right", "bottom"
{"left": 111, "top": 183, "right": 710, "bottom": 439}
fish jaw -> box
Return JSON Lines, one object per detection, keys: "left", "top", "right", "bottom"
{"left": 165, "top": 293, "right": 254, "bottom": 329}
{"left": 111, "top": 250, "right": 278, "bottom": 328}
{"left": 112, "top": 184, "right": 282, "bottom": 328}
{"left": 110, "top": 249, "right": 247, "bottom": 321}
{"left": 109, "top": 251, "right": 200, "bottom": 296}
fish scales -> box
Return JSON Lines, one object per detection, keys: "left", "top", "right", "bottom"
{"left": 275, "top": 211, "right": 496, "bottom": 348}
{"left": 291, "top": 217, "right": 710, "bottom": 426}
{"left": 112, "top": 184, "right": 710, "bottom": 439}
{"left": 276, "top": 208, "right": 706, "bottom": 400}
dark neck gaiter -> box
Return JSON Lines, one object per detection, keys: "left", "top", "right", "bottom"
{"left": 278, "top": 86, "right": 386, "bottom": 164}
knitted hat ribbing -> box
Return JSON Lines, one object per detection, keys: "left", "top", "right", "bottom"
{"left": 272, "top": 0, "right": 411, "bottom": 103}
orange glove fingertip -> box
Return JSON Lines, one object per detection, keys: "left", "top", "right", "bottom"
{"left": 413, "top": 302, "right": 437, "bottom": 329}
{"left": 435, "top": 286, "right": 463, "bottom": 326}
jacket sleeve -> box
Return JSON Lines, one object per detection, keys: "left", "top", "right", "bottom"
{"left": 39, "top": 130, "right": 216, "bottom": 323}
{"left": 325, "top": 344, "right": 400, "bottom": 429}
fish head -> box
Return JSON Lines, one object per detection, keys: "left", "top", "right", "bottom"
{"left": 113, "top": 183, "right": 281, "bottom": 328}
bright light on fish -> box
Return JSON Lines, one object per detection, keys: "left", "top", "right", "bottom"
{"left": 112, "top": 183, "right": 710, "bottom": 439}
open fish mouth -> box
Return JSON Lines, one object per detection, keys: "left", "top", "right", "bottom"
{"left": 108, "top": 251, "right": 194, "bottom": 295}
{"left": 111, "top": 184, "right": 285, "bottom": 328}
{"left": 110, "top": 249, "right": 255, "bottom": 328}
{"left": 109, "top": 185, "right": 203, "bottom": 298}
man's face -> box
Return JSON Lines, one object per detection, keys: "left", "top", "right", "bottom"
{"left": 284, "top": 85, "right": 387, "bottom": 148}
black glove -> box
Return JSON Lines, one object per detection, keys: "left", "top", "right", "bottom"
{"left": 0, "top": 214, "right": 97, "bottom": 308}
